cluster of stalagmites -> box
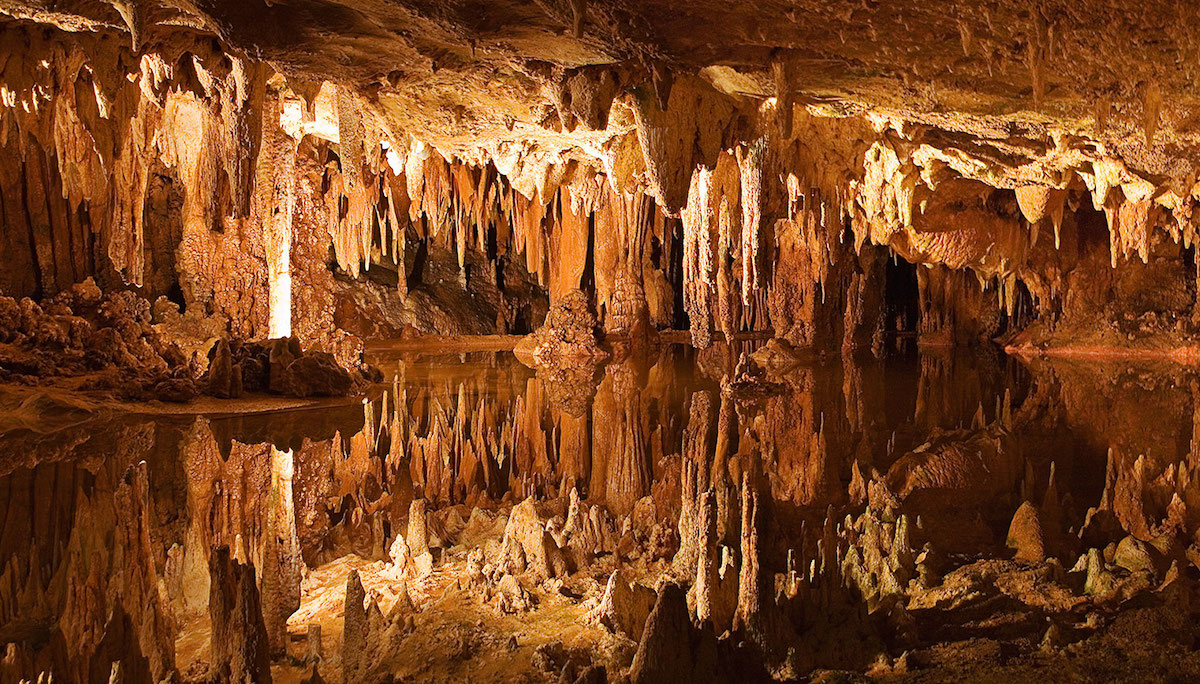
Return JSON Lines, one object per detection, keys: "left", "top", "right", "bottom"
{"left": 515, "top": 289, "right": 605, "bottom": 367}
{"left": 0, "top": 279, "right": 366, "bottom": 402}
{"left": 13, "top": 358, "right": 1200, "bottom": 683}
{"left": 309, "top": 368, "right": 1192, "bottom": 680}
{"left": 301, "top": 486, "right": 684, "bottom": 682}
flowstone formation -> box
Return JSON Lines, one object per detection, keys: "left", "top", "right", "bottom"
{"left": 4, "top": 2, "right": 1200, "bottom": 361}
{"left": 515, "top": 289, "right": 604, "bottom": 366}
{"left": 5, "top": 1, "right": 1200, "bottom": 683}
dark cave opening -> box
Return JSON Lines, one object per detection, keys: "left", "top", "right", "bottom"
{"left": 999, "top": 278, "right": 1037, "bottom": 336}
{"left": 408, "top": 236, "right": 428, "bottom": 291}
{"left": 884, "top": 254, "right": 920, "bottom": 337}
{"left": 580, "top": 213, "right": 597, "bottom": 312}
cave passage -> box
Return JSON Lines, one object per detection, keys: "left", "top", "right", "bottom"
{"left": 885, "top": 254, "right": 920, "bottom": 337}
{"left": 1, "top": 3, "right": 1199, "bottom": 683}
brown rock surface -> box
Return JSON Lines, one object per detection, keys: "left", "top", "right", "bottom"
{"left": 208, "top": 547, "right": 273, "bottom": 684}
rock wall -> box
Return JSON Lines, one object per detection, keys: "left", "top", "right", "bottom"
{"left": 4, "top": 12, "right": 1200, "bottom": 361}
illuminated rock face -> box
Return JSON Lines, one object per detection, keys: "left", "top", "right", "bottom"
{"left": 5, "top": 3, "right": 1200, "bottom": 683}
{"left": 2, "top": 3, "right": 1200, "bottom": 359}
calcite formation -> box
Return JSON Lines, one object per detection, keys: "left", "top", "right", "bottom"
{"left": 3, "top": 346, "right": 1200, "bottom": 681}
{"left": 0, "top": 2, "right": 1194, "bottom": 360}
{"left": 5, "top": 1, "right": 1200, "bottom": 683}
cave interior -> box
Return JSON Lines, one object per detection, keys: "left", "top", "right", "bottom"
{"left": 2, "top": 1, "right": 1200, "bottom": 682}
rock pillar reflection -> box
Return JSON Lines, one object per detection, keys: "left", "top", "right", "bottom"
{"left": 261, "top": 446, "right": 302, "bottom": 655}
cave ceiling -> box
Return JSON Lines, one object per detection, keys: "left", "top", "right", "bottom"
{"left": 6, "top": 0, "right": 1199, "bottom": 180}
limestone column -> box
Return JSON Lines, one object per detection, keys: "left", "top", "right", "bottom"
{"left": 261, "top": 446, "right": 302, "bottom": 656}
{"left": 258, "top": 86, "right": 295, "bottom": 339}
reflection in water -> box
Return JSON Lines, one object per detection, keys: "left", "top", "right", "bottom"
{"left": 1, "top": 345, "right": 1199, "bottom": 681}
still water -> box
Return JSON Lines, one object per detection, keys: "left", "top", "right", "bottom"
{"left": 0, "top": 342, "right": 1194, "bottom": 680}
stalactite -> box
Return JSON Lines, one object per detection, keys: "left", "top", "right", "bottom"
{"left": 717, "top": 197, "right": 737, "bottom": 339}
{"left": 737, "top": 138, "right": 766, "bottom": 308}
{"left": 108, "top": 98, "right": 155, "bottom": 287}
{"left": 1106, "top": 195, "right": 1154, "bottom": 266}
{"left": 549, "top": 183, "right": 591, "bottom": 303}
{"left": 683, "top": 167, "right": 714, "bottom": 347}
{"left": 385, "top": 181, "right": 408, "bottom": 298}
{"left": 628, "top": 76, "right": 735, "bottom": 214}
{"left": 337, "top": 85, "right": 364, "bottom": 195}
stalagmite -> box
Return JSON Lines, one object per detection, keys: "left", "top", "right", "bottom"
{"left": 208, "top": 547, "right": 273, "bottom": 683}
{"left": 689, "top": 491, "right": 719, "bottom": 625}
{"left": 1006, "top": 501, "right": 1046, "bottom": 563}
{"left": 343, "top": 570, "right": 369, "bottom": 683}
{"left": 735, "top": 472, "right": 761, "bottom": 633}
{"left": 629, "top": 584, "right": 712, "bottom": 684}
{"left": 716, "top": 198, "right": 737, "bottom": 338}
{"left": 111, "top": 461, "right": 177, "bottom": 682}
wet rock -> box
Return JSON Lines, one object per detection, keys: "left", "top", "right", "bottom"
{"left": 881, "top": 424, "right": 1021, "bottom": 513}
{"left": 152, "top": 377, "right": 197, "bottom": 403}
{"left": 267, "top": 337, "right": 296, "bottom": 392}
{"left": 1040, "top": 622, "right": 1065, "bottom": 652}
{"left": 631, "top": 496, "right": 658, "bottom": 540}
{"left": 230, "top": 362, "right": 244, "bottom": 398}
{"left": 208, "top": 547, "right": 273, "bottom": 684}
{"left": 0, "top": 285, "right": 360, "bottom": 404}
{"left": 240, "top": 355, "right": 268, "bottom": 393}
{"left": 496, "top": 573, "right": 534, "bottom": 613}
{"left": 629, "top": 583, "right": 720, "bottom": 684}
{"left": 1084, "top": 548, "right": 1117, "bottom": 597}
{"left": 587, "top": 569, "right": 657, "bottom": 640}
{"left": 1080, "top": 507, "right": 1126, "bottom": 550}
{"left": 207, "top": 338, "right": 235, "bottom": 398}
{"left": 305, "top": 624, "right": 323, "bottom": 663}
{"left": 343, "top": 570, "right": 369, "bottom": 683}
{"left": 501, "top": 497, "right": 568, "bottom": 580}
{"left": 383, "top": 580, "right": 418, "bottom": 638}
{"left": 385, "top": 532, "right": 422, "bottom": 580}
{"left": 1113, "top": 536, "right": 1155, "bottom": 574}
{"left": 532, "top": 640, "right": 569, "bottom": 674}
{"left": 407, "top": 499, "right": 433, "bottom": 576}
{"left": 722, "top": 353, "right": 786, "bottom": 400}
{"left": 562, "top": 488, "right": 599, "bottom": 564}
{"left": 515, "top": 289, "right": 605, "bottom": 367}
{"left": 840, "top": 507, "right": 918, "bottom": 609}
{"left": 572, "top": 664, "right": 607, "bottom": 684}
{"left": 749, "top": 338, "right": 804, "bottom": 372}
{"left": 408, "top": 496, "right": 432, "bottom": 552}
{"left": 269, "top": 341, "right": 354, "bottom": 398}
{"left": 1006, "top": 501, "right": 1046, "bottom": 563}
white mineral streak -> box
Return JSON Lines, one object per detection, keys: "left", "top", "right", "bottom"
{"left": 683, "top": 166, "right": 714, "bottom": 347}
{"left": 260, "top": 89, "right": 294, "bottom": 338}
{"left": 738, "top": 138, "right": 766, "bottom": 306}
